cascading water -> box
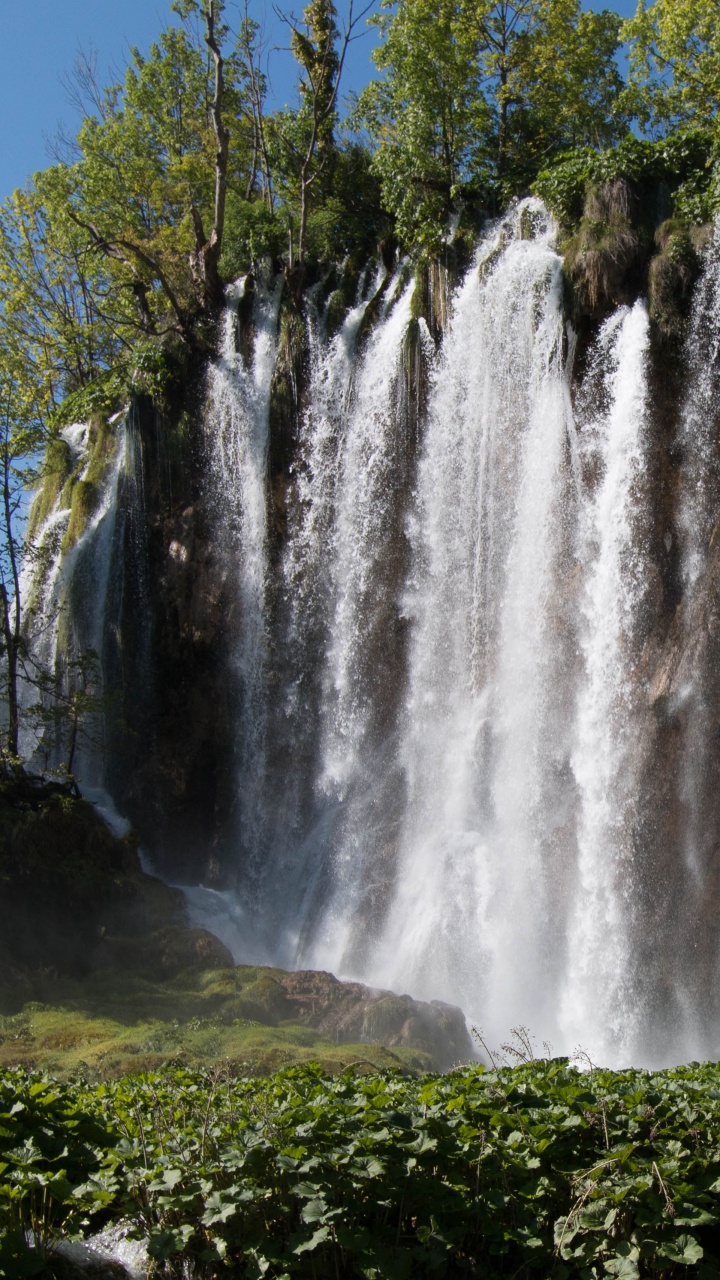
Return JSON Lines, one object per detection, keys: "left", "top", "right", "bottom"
{"left": 19, "top": 419, "right": 127, "bottom": 779}
{"left": 175, "top": 204, "right": 720, "bottom": 1066}
{"left": 560, "top": 302, "right": 652, "bottom": 1064}
{"left": 675, "top": 229, "right": 720, "bottom": 885}
{"left": 255, "top": 271, "right": 419, "bottom": 967}
{"left": 367, "top": 206, "right": 576, "bottom": 1036}
{"left": 190, "top": 205, "right": 666, "bottom": 1063}
{"left": 205, "top": 276, "right": 282, "bottom": 868}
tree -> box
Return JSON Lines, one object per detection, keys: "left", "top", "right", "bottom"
{"left": 358, "top": 0, "right": 490, "bottom": 254}
{"left": 275, "top": 0, "right": 373, "bottom": 265}
{"left": 56, "top": 2, "right": 251, "bottom": 337}
{"left": 622, "top": 0, "right": 720, "bottom": 138}
{"left": 359, "top": 0, "right": 625, "bottom": 248}
{"left": 0, "top": 342, "right": 49, "bottom": 768}
{"left": 236, "top": 3, "right": 275, "bottom": 210}
{"left": 477, "top": 0, "right": 625, "bottom": 191}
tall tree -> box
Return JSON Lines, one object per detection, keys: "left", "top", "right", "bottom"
{"left": 623, "top": 0, "right": 720, "bottom": 137}
{"left": 58, "top": 2, "right": 249, "bottom": 335}
{"left": 360, "top": 0, "right": 624, "bottom": 247}
{"left": 358, "top": 0, "right": 490, "bottom": 254}
{"left": 480, "top": 0, "right": 625, "bottom": 191}
{"left": 276, "top": 0, "right": 372, "bottom": 264}
{"left": 0, "top": 347, "right": 47, "bottom": 766}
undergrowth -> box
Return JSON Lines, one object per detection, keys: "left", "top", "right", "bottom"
{"left": 2, "top": 1058, "right": 720, "bottom": 1277}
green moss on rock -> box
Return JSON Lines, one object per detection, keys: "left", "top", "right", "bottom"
{"left": 324, "top": 288, "right": 348, "bottom": 339}
{"left": 564, "top": 179, "right": 645, "bottom": 316}
{"left": 62, "top": 479, "right": 99, "bottom": 553}
{"left": 649, "top": 219, "right": 702, "bottom": 337}
{"left": 26, "top": 437, "right": 74, "bottom": 542}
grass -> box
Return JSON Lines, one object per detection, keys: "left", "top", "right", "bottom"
{"left": 0, "top": 965, "right": 434, "bottom": 1079}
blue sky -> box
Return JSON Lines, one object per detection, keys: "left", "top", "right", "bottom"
{"left": 1, "top": 0, "right": 639, "bottom": 205}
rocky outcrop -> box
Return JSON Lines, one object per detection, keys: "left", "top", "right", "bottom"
{"left": 0, "top": 786, "right": 229, "bottom": 1008}
{"left": 232, "top": 968, "right": 474, "bottom": 1071}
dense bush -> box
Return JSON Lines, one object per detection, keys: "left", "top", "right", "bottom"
{"left": 3, "top": 1058, "right": 720, "bottom": 1277}
{"left": 534, "top": 129, "right": 718, "bottom": 230}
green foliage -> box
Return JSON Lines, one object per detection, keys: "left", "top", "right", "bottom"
{"left": 358, "top": 0, "right": 625, "bottom": 254}
{"left": 534, "top": 128, "right": 718, "bottom": 229}
{"left": 622, "top": 0, "right": 720, "bottom": 139}
{"left": 4, "top": 1058, "right": 720, "bottom": 1277}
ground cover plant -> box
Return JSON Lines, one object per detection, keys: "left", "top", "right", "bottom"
{"left": 2, "top": 1058, "right": 720, "bottom": 1277}
{"left": 0, "top": 1001, "right": 431, "bottom": 1080}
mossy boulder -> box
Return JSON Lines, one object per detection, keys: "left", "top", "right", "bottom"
{"left": 324, "top": 288, "right": 348, "bottom": 339}
{"left": 564, "top": 179, "right": 646, "bottom": 318}
{"left": 26, "top": 436, "right": 74, "bottom": 542}
{"left": 648, "top": 219, "right": 704, "bottom": 338}
{"left": 62, "top": 479, "right": 99, "bottom": 552}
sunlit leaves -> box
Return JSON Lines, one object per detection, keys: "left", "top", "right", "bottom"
{"left": 4, "top": 1059, "right": 720, "bottom": 1276}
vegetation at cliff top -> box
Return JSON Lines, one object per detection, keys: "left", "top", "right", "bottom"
{"left": 4, "top": 1056, "right": 720, "bottom": 1277}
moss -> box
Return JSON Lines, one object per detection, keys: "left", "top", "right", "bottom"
{"left": 518, "top": 204, "right": 544, "bottom": 241}
{"left": 410, "top": 267, "right": 429, "bottom": 323}
{"left": 0, "top": 992, "right": 432, "bottom": 1080}
{"left": 277, "top": 304, "right": 307, "bottom": 368}
{"left": 26, "top": 437, "right": 74, "bottom": 542}
{"left": 324, "top": 288, "right": 348, "bottom": 339}
{"left": 356, "top": 271, "right": 393, "bottom": 346}
{"left": 28, "top": 415, "right": 120, "bottom": 560}
{"left": 61, "top": 480, "right": 99, "bottom": 553}
{"left": 563, "top": 179, "right": 645, "bottom": 316}
{"left": 649, "top": 219, "right": 701, "bottom": 338}
{"left": 84, "top": 414, "right": 118, "bottom": 487}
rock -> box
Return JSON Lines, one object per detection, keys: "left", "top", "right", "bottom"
{"left": 244, "top": 968, "right": 475, "bottom": 1071}
{"left": 98, "top": 924, "right": 234, "bottom": 975}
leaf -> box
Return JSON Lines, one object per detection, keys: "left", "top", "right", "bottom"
{"left": 301, "top": 1197, "right": 329, "bottom": 1223}
{"left": 293, "top": 1226, "right": 330, "bottom": 1254}
{"left": 659, "top": 1233, "right": 704, "bottom": 1265}
{"left": 604, "top": 1256, "right": 640, "bottom": 1279}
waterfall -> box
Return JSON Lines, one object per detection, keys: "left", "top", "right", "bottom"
{"left": 19, "top": 419, "right": 127, "bottom": 779}
{"left": 662, "top": 223, "right": 720, "bottom": 1060}
{"left": 367, "top": 204, "right": 579, "bottom": 1039}
{"left": 205, "top": 277, "right": 282, "bottom": 869}
{"left": 120, "top": 203, "right": 720, "bottom": 1067}
{"left": 256, "top": 272, "right": 418, "bottom": 968}
{"left": 675, "top": 230, "right": 720, "bottom": 884}
{"left": 187, "top": 205, "right": 674, "bottom": 1064}
{"left": 560, "top": 302, "right": 652, "bottom": 1064}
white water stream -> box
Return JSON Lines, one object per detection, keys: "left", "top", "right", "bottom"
{"left": 205, "top": 277, "right": 282, "bottom": 869}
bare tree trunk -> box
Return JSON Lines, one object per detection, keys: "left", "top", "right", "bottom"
{"left": 1, "top": 431, "right": 21, "bottom": 762}
{"left": 200, "top": 0, "right": 230, "bottom": 310}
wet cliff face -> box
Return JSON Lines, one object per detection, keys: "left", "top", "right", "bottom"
{"left": 93, "top": 204, "right": 720, "bottom": 1066}
{"left": 101, "top": 393, "right": 241, "bottom": 886}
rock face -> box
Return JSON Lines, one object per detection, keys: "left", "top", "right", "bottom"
{"left": 101, "top": 393, "right": 241, "bottom": 887}
{"left": 233, "top": 969, "right": 474, "bottom": 1072}
{"left": 0, "top": 786, "right": 230, "bottom": 1008}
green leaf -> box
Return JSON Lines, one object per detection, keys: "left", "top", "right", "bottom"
{"left": 659, "top": 1233, "right": 704, "bottom": 1265}
{"left": 293, "top": 1226, "right": 330, "bottom": 1254}
{"left": 604, "top": 1257, "right": 640, "bottom": 1279}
